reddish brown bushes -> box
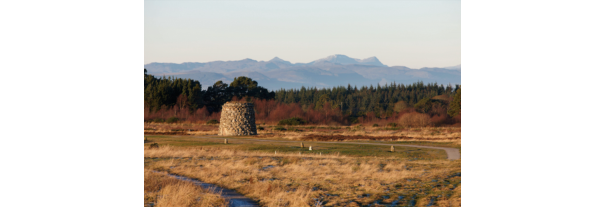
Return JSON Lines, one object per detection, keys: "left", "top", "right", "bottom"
{"left": 399, "top": 112, "right": 432, "bottom": 127}
{"left": 144, "top": 96, "right": 460, "bottom": 126}
{"left": 252, "top": 99, "right": 346, "bottom": 125}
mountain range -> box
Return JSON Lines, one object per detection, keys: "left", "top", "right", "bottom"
{"left": 144, "top": 54, "right": 461, "bottom": 90}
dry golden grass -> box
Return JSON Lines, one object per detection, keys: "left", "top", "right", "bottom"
{"left": 145, "top": 122, "right": 460, "bottom": 145}
{"left": 257, "top": 126, "right": 461, "bottom": 147}
{"left": 144, "top": 145, "right": 343, "bottom": 159}
{"left": 340, "top": 126, "right": 460, "bottom": 140}
{"left": 145, "top": 146, "right": 461, "bottom": 206}
{"left": 144, "top": 169, "right": 227, "bottom": 207}
{"left": 261, "top": 126, "right": 459, "bottom": 138}
{"left": 144, "top": 122, "right": 219, "bottom": 135}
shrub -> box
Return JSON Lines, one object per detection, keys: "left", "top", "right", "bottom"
{"left": 277, "top": 117, "right": 306, "bottom": 126}
{"left": 399, "top": 112, "right": 431, "bottom": 127}
{"left": 274, "top": 126, "right": 286, "bottom": 131}
{"left": 387, "top": 123, "right": 398, "bottom": 127}
{"left": 414, "top": 97, "right": 432, "bottom": 113}
{"left": 149, "top": 143, "right": 159, "bottom": 149}
{"left": 348, "top": 117, "right": 359, "bottom": 124}
{"left": 393, "top": 101, "right": 408, "bottom": 113}
{"left": 258, "top": 126, "right": 265, "bottom": 130}
{"left": 372, "top": 124, "right": 379, "bottom": 127}
{"left": 153, "top": 118, "right": 165, "bottom": 123}
{"left": 430, "top": 114, "right": 449, "bottom": 126}
{"left": 206, "top": 119, "right": 219, "bottom": 125}
{"left": 167, "top": 117, "right": 179, "bottom": 123}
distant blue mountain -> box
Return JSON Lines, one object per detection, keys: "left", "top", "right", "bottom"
{"left": 145, "top": 54, "right": 460, "bottom": 90}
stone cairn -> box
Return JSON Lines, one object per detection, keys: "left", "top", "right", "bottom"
{"left": 218, "top": 102, "right": 257, "bottom": 136}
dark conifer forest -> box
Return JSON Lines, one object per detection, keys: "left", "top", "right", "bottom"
{"left": 144, "top": 69, "right": 461, "bottom": 126}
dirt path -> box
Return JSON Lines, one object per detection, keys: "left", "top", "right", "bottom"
{"left": 191, "top": 135, "right": 461, "bottom": 160}
{"left": 153, "top": 170, "right": 259, "bottom": 207}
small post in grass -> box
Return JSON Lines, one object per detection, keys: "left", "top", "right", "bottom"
{"left": 225, "top": 139, "right": 228, "bottom": 144}
{"left": 301, "top": 142, "right": 304, "bottom": 148}
{"left": 391, "top": 145, "right": 395, "bottom": 152}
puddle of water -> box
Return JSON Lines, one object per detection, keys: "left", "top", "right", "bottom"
{"left": 426, "top": 196, "right": 437, "bottom": 206}
{"left": 366, "top": 200, "right": 381, "bottom": 206}
{"left": 357, "top": 193, "right": 371, "bottom": 198}
{"left": 389, "top": 195, "right": 404, "bottom": 206}
{"left": 409, "top": 195, "right": 418, "bottom": 207}
{"left": 261, "top": 165, "right": 275, "bottom": 171}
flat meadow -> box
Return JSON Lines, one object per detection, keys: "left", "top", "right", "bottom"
{"left": 144, "top": 123, "right": 461, "bottom": 207}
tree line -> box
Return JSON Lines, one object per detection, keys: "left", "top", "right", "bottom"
{"left": 274, "top": 82, "right": 460, "bottom": 118}
{"left": 144, "top": 69, "right": 274, "bottom": 117}
{"left": 144, "top": 69, "right": 461, "bottom": 125}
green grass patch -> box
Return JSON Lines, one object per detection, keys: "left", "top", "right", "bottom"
{"left": 144, "top": 135, "right": 451, "bottom": 159}
{"left": 206, "top": 119, "right": 219, "bottom": 124}
{"left": 379, "top": 140, "right": 461, "bottom": 149}
{"left": 167, "top": 117, "right": 179, "bottom": 123}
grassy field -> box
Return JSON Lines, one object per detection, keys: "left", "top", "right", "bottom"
{"left": 145, "top": 123, "right": 460, "bottom": 144}
{"left": 144, "top": 135, "right": 449, "bottom": 160}
{"left": 144, "top": 131, "right": 461, "bottom": 206}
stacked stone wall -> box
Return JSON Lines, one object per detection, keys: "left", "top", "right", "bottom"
{"left": 218, "top": 102, "right": 257, "bottom": 136}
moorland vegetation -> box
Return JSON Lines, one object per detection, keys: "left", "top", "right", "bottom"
{"left": 145, "top": 144, "right": 461, "bottom": 206}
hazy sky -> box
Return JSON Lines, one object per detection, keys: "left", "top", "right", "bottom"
{"left": 145, "top": 0, "right": 460, "bottom": 68}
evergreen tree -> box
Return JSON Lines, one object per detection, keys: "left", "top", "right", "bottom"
{"left": 448, "top": 88, "right": 461, "bottom": 117}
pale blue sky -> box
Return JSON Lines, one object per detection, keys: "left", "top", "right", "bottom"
{"left": 145, "top": 0, "right": 460, "bottom": 68}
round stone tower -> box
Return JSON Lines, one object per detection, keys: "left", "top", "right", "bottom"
{"left": 218, "top": 102, "right": 257, "bottom": 136}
